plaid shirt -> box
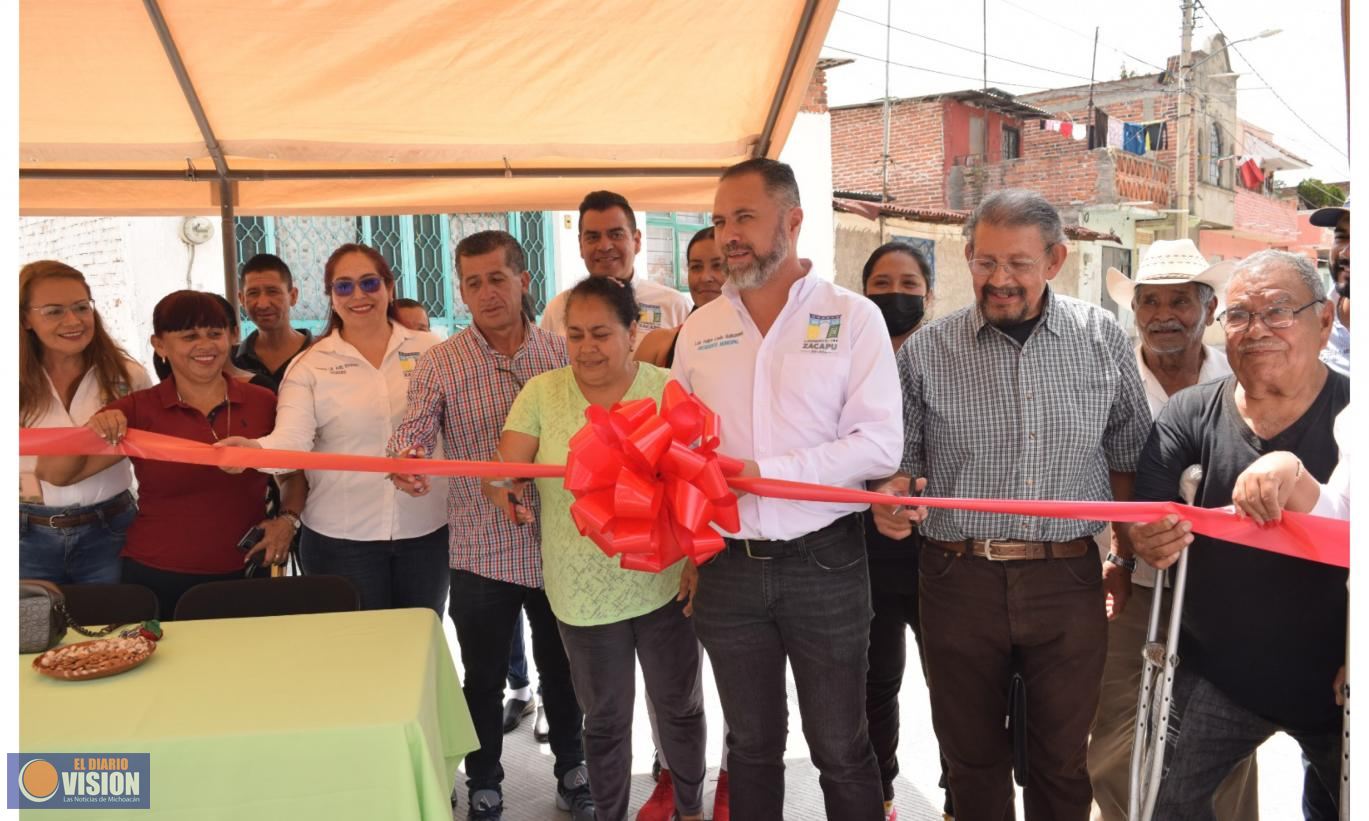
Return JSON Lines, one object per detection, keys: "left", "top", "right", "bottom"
{"left": 898, "top": 287, "right": 1150, "bottom": 542}
{"left": 388, "top": 323, "right": 567, "bottom": 587}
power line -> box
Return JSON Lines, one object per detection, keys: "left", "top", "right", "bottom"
{"left": 1193, "top": 0, "right": 1349, "bottom": 161}
{"left": 837, "top": 8, "right": 1096, "bottom": 83}
{"left": 822, "top": 44, "right": 1050, "bottom": 91}
{"left": 994, "top": 0, "right": 1170, "bottom": 74}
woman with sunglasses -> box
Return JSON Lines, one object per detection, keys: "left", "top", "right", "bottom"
{"left": 487, "top": 276, "right": 707, "bottom": 821}
{"left": 20, "top": 261, "right": 153, "bottom": 585}
{"left": 217, "top": 243, "right": 449, "bottom": 613}
{"left": 36, "top": 291, "right": 301, "bottom": 618}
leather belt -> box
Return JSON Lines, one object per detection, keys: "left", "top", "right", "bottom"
{"left": 926, "top": 537, "right": 1091, "bottom": 561}
{"left": 24, "top": 492, "right": 134, "bottom": 530}
{"left": 725, "top": 513, "right": 862, "bottom": 560}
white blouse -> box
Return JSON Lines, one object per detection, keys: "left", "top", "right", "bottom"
{"left": 21, "top": 360, "right": 153, "bottom": 508}
{"left": 257, "top": 324, "right": 448, "bottom": 541}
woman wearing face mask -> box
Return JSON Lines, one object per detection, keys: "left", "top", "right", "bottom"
{"left": 860, "top": 241, "right": 947, "bottom": 821}
{"left": 20, "top": 261, "right": 154, "bottom": 585}
{"left": 36, "top": 291, "right": 304, "bottom": 617}
{"left": 488, "top": 277, "right": 706, "bottom": 821}
{"left": 216, "top": 244, "right": 449, "bottom": 614}
{"left": 636, "top": 227, "right": 725, "bottom": 368}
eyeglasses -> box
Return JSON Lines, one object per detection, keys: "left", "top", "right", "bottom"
{"left": 329, "top": 275, "right": 384, "bottom": 297}
{"left": 967, "top": 253, "right": 1050, "bottom": 278}
{"left": 29, "top": 300, "right": 95, "bottom": 321}
{"left": 1218, "top": 300, "right": 1323, "bottom": 333}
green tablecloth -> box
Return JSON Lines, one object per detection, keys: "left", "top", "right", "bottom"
{"left": 20, "top": 608, "right": 476, "bottom": 820}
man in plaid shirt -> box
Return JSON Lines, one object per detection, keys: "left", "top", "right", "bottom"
{"left": 872, "top": 190, "right": 1150, "bottom": 821}
{"left": 389, "top": 230, "right": 592, "bottom": 821}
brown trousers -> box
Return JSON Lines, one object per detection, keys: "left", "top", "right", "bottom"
{"left": 919, "top": 543, "right": 1107, "bottom": 821}
{"left": 1087, "top": 583, "right": 1261, "bottom": 821}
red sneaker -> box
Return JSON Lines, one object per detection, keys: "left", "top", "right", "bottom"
{"left": 711, "top": 770, "right": 730, "bottom": 821}
{"left": 635, "top": 768, "right": 674, "bottom": 821}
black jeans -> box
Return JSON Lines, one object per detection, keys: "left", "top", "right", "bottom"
{"left": 447, "top": 570, "right": 584, "bottom": 796}
{"left": 693, "top": 514, "right": 884, "bottom": 821}
{"left": 866, "top": 560, "right": 925, "bottom": 801}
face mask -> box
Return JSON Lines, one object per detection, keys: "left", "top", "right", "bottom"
{"left": 868, "top": 293, "right": 926, "bottom": 337}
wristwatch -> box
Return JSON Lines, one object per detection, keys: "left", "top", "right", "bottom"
{"left": 1105, "top": 551, "right": 1137, "bottom": 573}
{"left": 278, "top": 510, "right": 302, "bottom": 531}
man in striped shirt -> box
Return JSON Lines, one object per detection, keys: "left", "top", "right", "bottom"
{"left": 389, "top": 230, "right": 592, "bottom": 821}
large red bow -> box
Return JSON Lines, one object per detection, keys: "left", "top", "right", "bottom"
{"left": 564, "top": 381, "right": 743, "bottom": 572}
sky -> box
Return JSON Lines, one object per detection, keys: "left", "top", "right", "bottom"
{"left": 821, "top": 0, "right": 1350, "bottom": 186}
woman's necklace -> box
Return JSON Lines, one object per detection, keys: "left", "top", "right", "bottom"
{"left": 177, "top": 383, "right": 231, "bottom": 441}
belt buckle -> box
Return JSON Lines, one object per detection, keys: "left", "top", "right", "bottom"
{"left": 743, "top": 539, "right": 773, "bottom": 561}
{"left": 982, "top": 539, "right": 1008, "bottom": 561}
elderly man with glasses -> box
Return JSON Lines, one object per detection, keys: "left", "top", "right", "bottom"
{"left": 872, "top": 189, "right": 1150, "bottom": 820}
{"left": 388, "top": 230, "right": 592, "bottom": 821}
{"left": 1127, "top": 249, "right": 1348, "bottom": 819}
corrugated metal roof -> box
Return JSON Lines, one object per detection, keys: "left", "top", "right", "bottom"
{"left": 832, "top": 198, "right": 1121, "bottom": 243}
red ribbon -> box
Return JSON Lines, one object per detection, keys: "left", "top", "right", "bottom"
{"left": 21, "top": 388, "right": 1350, "bottom": 571}
{"left": 563, "top": 381, "right": 743, "bottom": 571}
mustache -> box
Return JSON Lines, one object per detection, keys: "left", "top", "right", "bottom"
{"left": 983, "top": 285, "right": 1025, "bottom": 298}
{"left": 1145, "top": 320, "right": 1186, "bottom": 334}
{"left": 1237, "top": 341, "right": 1286, "bottom": 353}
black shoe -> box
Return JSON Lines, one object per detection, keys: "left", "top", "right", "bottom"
{"left": 555, "top": 765, "right": 595, "bottom": 820}
{"left": 468, "top": 788, "right": 503, "bottom": 820}
{"left": 533, "top": 703, "right": 550, "bottom": 743}
{"left": 502, "top": 694, "right": 536, "bottom": 734}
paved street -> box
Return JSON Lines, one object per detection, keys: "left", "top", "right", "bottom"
{"left": 440, "top": 618, "right": 1310, "bottom": 820}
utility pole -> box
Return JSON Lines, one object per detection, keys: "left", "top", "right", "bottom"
{"left": 1174, "top": 0, "right": 1195, "bottom": 240}
{"left": 1087, "top": 27, "right": 1099, "bottom": 140}
{"left": 982, "top": 0, "right": 988, "bottom": 90}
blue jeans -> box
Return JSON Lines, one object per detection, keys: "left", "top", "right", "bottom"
{"left": 298, "top": 524, "right": 450, "bottom": 614}
{"left": 19, "top": 492, "right": 136, "bottom": 584}
{"left": 1157, "top": 666, "right": 1341, "bottom": 820}
{"left": 508, "top": 608, "right": 531, "bottom": 690}
{"left": 692, "top": 514, "right": 883, "bottom": 821}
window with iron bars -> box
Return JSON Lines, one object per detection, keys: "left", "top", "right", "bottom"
{"left": 234, "top": 212, "right": 556, "bottom": 337}
{"left": 644, "top": 212, "right": 711, "bottom": 291}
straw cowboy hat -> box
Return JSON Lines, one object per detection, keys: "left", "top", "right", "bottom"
{"left": 1105, "top": 239, "right": 1236, "bottom": 306}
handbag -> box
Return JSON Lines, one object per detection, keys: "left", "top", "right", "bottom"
{"left": 19, "top": 579, "right": 126, "bottom": 653}
{"left": 19, "top": 579, "right": 68, "bottom": 653}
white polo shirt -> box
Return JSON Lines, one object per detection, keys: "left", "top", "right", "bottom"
{"left": 671, "top": 267, "right": 903, "bottom": 540}
{"left": 1311, "top": 405, "right": 1350, "bottom": 521}
{"left": 257, "top": 323, "right": 447, "bottom": 542}
{"left": 541, "top": 274, "right": 692, "bottom": 348}
{"left": 21, "top": 360, "right": 153, "bottom": 507}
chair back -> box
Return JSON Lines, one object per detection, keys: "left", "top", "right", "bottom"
{"left": 173, "top": 576, "right": 360, "bottom": 621}
{"left": 58, "top": 583, "right": 159, "bottom": 626}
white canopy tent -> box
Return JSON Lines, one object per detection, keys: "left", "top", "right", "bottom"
{"left": 20, "top": 0, "right": 838, "bottom": 292}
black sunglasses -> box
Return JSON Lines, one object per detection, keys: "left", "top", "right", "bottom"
{"left": 330, "top": 275, "right": 385, "bottom": 297}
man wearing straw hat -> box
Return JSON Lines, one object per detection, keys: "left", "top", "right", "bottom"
{"left": 1087, "top": 239, "right": 1259, "bottom": 821}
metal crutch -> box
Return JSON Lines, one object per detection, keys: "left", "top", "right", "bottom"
{"left": 1127, "top": 464, "right": 1201, "bottom": 821}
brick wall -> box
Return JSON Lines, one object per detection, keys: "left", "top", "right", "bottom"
{"left": 802, "top": 67, "right": 830, "bottom": 114}
{"left": 1233, "top": 187, "right": 1299, "bottom": 241}
{"left": 831, "top": 100, "right": 946, "bottom": 209}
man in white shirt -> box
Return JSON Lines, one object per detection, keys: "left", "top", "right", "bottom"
{"left": 541, "top": 191, "right": 691, "bottom": 347}
{"left": 1089, "top": 239, "right": 1257, "bottom": 820}
{"left": 672, "top": 158, "right": 903, "bottom": 820}
{"left": 1312, "top": 204, "right": 1350, "bottom": 375}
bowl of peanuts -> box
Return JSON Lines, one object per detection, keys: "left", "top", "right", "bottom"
{"left": 32, "top": 636, "right": 157, "bottom": 681}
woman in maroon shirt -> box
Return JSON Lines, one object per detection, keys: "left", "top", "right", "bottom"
{"left": 38, "top": 291, "right": 307, "bottom": 618}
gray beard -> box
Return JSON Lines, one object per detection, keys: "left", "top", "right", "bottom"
{"left": 726, "top": 229, "right": 790, "bottom": 290}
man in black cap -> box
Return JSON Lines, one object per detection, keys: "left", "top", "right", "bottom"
{"left": 1311, "top": 202, "right": 1349, "bottom": 374}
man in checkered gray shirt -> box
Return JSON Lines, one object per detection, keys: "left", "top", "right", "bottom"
{"left": 872, "top": 189, "right": 1150, "bottom": 821}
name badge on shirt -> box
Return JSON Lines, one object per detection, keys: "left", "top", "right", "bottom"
{"left": 398, "top": 350, "right": 421, "bottom": 376}
{"left": 801, "top": 313, "right": 843, "bottom": 353}
{"left": 20, "top": 471, "right": 44, "bottom": 505}
{"left": 694, "top": 331, "right": 743, "bottom": 352}
{"left": 638, "top": 304, "right": 663, "bottom": 329}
